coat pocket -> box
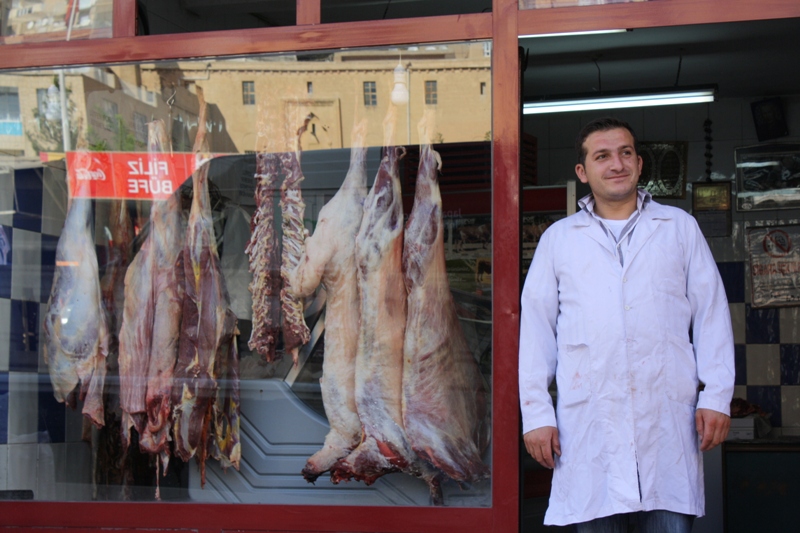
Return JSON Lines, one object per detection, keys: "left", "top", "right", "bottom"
{"left": 555, "top": 343, "right": 592, "bottom": 408}
{"left": 665, "top": 333, "right": 700, "bottom": 406}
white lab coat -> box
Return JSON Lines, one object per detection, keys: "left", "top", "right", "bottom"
{"left": 519, "top": 192, "right": 735, "bottom": 526}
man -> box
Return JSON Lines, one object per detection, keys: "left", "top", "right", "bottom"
{"left": 518, "top": 117, "right": 735, "bottom": 532}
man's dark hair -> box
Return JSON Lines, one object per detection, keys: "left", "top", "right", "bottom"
{"left": 575, "top": 117, "right": 639, "bottom": 166}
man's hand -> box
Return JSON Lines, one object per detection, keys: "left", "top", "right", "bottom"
{"left": 523, "top": 426, "right": 561, "bottom": 469}
{"left": 696, "top": 408, "right": 730, "bottom": 451}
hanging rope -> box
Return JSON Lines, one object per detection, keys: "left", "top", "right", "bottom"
{"left": 592, "top": 57, "right": 602, "bottom": 92}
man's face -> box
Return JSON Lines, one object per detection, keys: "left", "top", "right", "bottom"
{"left": 575, "top": 128, "right": 642, "bottom": 208}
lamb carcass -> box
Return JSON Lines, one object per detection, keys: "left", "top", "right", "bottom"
{"left": 331, "top": 141, "right": 443, "bottom": 505}
{"left": 138, "top": 120, "right": 186, "bottom": 460}
{"left": 402, "top": 118, "right": 490, "bottom": 485}
{"left": 172, "top": 90, "right": 239, "bottom": 482}
{"left": 291, "top": 120, "right": 368, "bottom": 482}
{"left": 44, "top": 175, "right": 110, "bottom": 428}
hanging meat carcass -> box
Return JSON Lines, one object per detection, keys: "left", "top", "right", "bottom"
{"left": 279, "top": 149, "right": 311, "bottom": 365}
{"left": 44, "top": 169, "right": 110, "bottom": 428}
{"left": 291, "top": 120, "right": 369, "bottom": 482}
{"left": 245, "top": 153, "right": 282, "bottom": 363}
{"left": 118, "top": 216, "right": 156, "bottom": 444}
{"left": 99, "top": 198, "right": 133, "bottom": 359}
{"left": 172, "top": 89, "right": 239, "bottom": 482}
{"left": 331, "top": 109, "right": 443, "bottom": 504}
{"left": 138, "top": 120, "right": 186, "bottom": 463}
{"left": 402, "top": 115, "right": 490, "bottom": 485}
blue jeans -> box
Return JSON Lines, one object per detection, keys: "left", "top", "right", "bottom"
{"left": 574, "top": 510, "right": 694, "bottom": 533}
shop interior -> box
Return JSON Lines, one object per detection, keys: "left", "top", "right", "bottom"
{"left": 518, "top": 16, "right": 800, "bottom": 533}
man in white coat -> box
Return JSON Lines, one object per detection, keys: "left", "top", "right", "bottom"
{"left": 519, "top": 117, "right": 735, "bottom": 532}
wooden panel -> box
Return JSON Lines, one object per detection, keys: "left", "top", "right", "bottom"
{"left": 519, "top": 0, "right": 800, "bottom": 36}
{"left": 297, "top": 0, "right": 321, "bottom": 25}
{"left": 491, "top": 1, "right": 522, "bottom": 532}
{"left": 0, "top": 13, "right": 490, "bottom": 70}
{"left": 113, "top": 0, "right": 137, "bottom": 38}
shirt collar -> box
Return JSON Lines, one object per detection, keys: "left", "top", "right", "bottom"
{"left": 578, "top": 188, "right": 652, "bottom": 219}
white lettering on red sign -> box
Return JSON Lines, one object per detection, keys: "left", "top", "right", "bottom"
{"left": 75, "top": 168, "right": 107, "bottom": 181}
{"left": 127, "top": 159, "right": 170, "bottom": 177}
{"left": 128, "top": 178, "right": 174, "bottom": 195}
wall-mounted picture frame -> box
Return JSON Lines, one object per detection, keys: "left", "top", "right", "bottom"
{"left": 736, "top": 143, "right": 800, "bottom": 211}
{"left": 638, "top": 141, "right": 688, "bottom": 199}
{"left": 693, "top": 181, "right": 732, "bottom": 211}
{"left": 693, "top": 181, "right": 732, "bottom": 237}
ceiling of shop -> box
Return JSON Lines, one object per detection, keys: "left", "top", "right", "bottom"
{"left": 520, "top": 17, "right": 800, "bottom": 102}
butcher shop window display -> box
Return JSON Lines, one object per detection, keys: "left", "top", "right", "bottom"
{"left": 5, "top": 42, "right": 493, "bottom": 506}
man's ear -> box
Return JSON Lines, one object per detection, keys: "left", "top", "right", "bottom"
{"left": 575, "top": 164, "right": 588, "bottom": 184}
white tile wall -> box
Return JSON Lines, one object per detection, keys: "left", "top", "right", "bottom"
{"left": 7, "top": 372, "right": 38, "bottom": 444}
{"left": 641, "top": 106, "right": 677, "bottom": 141}
{"left": 730, "top": 302, "right": 746, "bottom": 345}
{"left": 38, "top": 303, "right": 48, "bottom": 373}
{"left": 745, "top": 344, "right": 781, "bottom": 386}
{"left": 0, "top": 298, "right": 9, "bottom": 372}
{"left": 0, "top": 171, "right": 13, "bottom": 228}
{"left": 63, "top": 441, "right": 93, "bottom": 501}
{"left": 7, "top": 442, "right": 37, "bottom": 495}
{"left": 0, "top": 444, "right": 7, "bottom": 491}
{"left": 780, "top": 307, "right": 800, "bottom": 344}
{"left": 733, "top": 385, "right": 747, "bottom": 400}
{"left": 40, "top": 169, "right": 68, "bottom": 238}
{"left": 10, "top": 228, "right": 41, "bottom": 302}
{"left": 781, "top": 386, "right": 800, "bottom": 428}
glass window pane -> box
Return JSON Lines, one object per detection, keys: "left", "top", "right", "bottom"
{"left": 138, "top": 0, "right": 296, "bottom": 35}
{"left": 322, "top": 0, "right": 492, "bottom": 24}
{"left": 0, "top": 41, "right": 493, "bottom": 506}
{"left": 1, "top": 0, "right": 113, "bottom": 44}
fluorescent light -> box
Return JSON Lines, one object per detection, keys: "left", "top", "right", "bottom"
{"left": 523, "top": 88, "right": 715, "bottom": 115}
{"left": 520, "top": 29, "right": 628, "bottom": 39}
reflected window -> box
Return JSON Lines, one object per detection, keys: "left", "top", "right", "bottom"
{"left": 133, "top": 112, "right": 148, "bottom": 144}
{"left": 363, "top": 81, "right": 377, "bottom": 106}
{"left": 0, "top": 87, "right": 21, "bottom": 135}
{"left": 425, "top": 80, "right": 438, "bottom": 105}
{"left": 101, "top": 99, "right": 118, "bottom": 131}
{"left": 242, "top": 81, "right": 255, "bottom": 105}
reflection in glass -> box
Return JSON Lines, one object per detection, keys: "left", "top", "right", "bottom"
{"left": 519, "top": 0, "right": 649, "bottom": 9}
{"left": 1, "top": 0, "right": 113, "bottom": 44}
{"left": 0, "top": 42, "right": 492, "bottom": 506}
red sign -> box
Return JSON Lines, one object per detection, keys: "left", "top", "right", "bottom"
{"left": 66, "top": 151, "right": 213, "bottom": 200}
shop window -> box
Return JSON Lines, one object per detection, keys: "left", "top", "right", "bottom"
{"left": 363, "top": 81, "right": 377, "bottom": 106}
{"left": 425, "top": 80, "right": 438, "bottom": 105}
{"left": 242, "top": 81, "right": 255, "bottom": 105}
{"left": 0, "top": 42, "right": 493, "bottom": 508}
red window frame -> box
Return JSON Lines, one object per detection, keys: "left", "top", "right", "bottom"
{"left": 1, "top": 1, "right": 799, "bottom": 532}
